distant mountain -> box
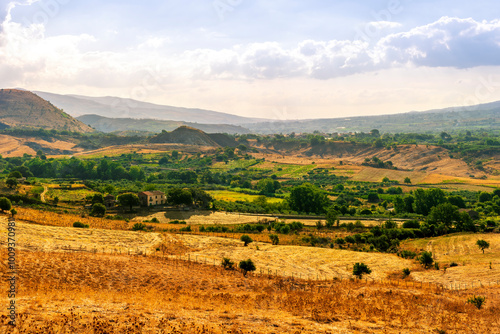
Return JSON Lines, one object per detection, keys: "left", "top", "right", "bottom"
{"left": 149, "top": 126, "right": 222, "bottom": 146}
{"left": 77, "top": 114, "right": 250, "bottom": 135}
{"left": 0, "top": 89, "right": 94, "bottom": 133}
{"left": 34, "top": 91, "right": 266, "bottom": 125}
{"left": 246, "top": 102, "right": 500, "bottom": 134}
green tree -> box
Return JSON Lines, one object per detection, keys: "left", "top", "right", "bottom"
{"left": 240, "top": 235, "right": 253, "bottom": 247}
{"left": 0, "top": 197, "right": 12, "bottom": 212}
{"left": 6, "top": 178, "right": 18, "bottom": 189}
{"left": 92, "top": 193, "right": 104, "bottom": 205}
{"left": 353, "top": 262, "right": 372, "bottom": 279}
{"left": 129, "top": 166, "right": 146, "bottom": 181}
{"left": 256, "top": 178, "right": 281, "bottom": 195}
{"left": 476, "top": 240, "right": 490, "bottom": 254}
{"left": 8, "top": 171, "right": 22, "bottom": 179}
{"left": 419, "top": 251, "right": 434, "bottom": 269}
{"left": 288, "top": 183, "right": 328, "bottom": 214}
{"left": 90, "top": 203, "right": 106, "bottom": 217}
{"left": 404, "top": 177, "right": 411, "bottom": 184}
{"left": 239, "top": 259, "right": 256, "bottom": 277}
{"left": 325, "top": 206, "right": 339, "bottom": 228}
{"left": 414, "top": 188, "right": 446, "bottom": 216}
{"left": 168, "top": 188, "right": 193, "bottom": 206}
{"left": 428, "top": 203, "right": 460, "bottom": 228}
{"left": 117, "top": 193, "right": 140, "bottom": 211}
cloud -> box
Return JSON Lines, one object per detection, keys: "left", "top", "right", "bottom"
{"left": 378, "top": 17, "right": 500, "bottom": 68}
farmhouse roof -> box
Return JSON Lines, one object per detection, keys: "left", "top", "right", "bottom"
{"left": 139, "top": 191, "right": 165, "bottom": 196}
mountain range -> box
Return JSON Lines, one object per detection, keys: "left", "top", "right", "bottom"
{"left": 2, "top": 89, "right": 500, "bottom": 135}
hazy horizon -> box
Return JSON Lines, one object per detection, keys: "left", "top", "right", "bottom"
{"left": 1, "top": 1, "right": 500, "bottom": 120}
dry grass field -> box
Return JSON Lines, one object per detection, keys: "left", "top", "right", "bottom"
{"left": 1, "top": 248, "right": 499, "bottom": 333}
{"left": 1, "top": 215, "right": 500, "bottom": 332}
{"left": 402, "top": 233, "right": 500, "bottom": 287}
{"left": 0, "top": 134, "right": 80, "bottom": 157}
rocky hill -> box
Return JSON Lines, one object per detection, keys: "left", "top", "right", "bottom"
{"left": 0, "top": 89, "right": 93, "bottom": 133}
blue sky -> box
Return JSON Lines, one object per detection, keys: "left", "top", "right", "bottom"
{"left": 1, "top": 0, "right": 500, "bottom": 119}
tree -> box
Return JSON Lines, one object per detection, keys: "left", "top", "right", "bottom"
{"left": 256, "top": 178, "right": 280, "bottom": 195}
{"left": 428, "top": 203, "right": 460, "bottom": 228}
{"left": 325, "top": 206, "right": 339, "bottom": 228}
{"left": 269, "top": 234, "right": 279, "bottom": 245}
{"left": 222, "top": 258, "right": 234, "bottom": 270}
{"left": 414, "top": 188, "right": 446, "bottom": 216}
{"left": 117, "top": 193, "right": 140, "bottom": 212}
{"left": 8, "top": 171, "right": 22, "bottom": 179}
{"left": 239, "top": 259, "right": 256, "bottom": 277}
{"left": 240, "top": 235, "right": 253, "bottom": 247}
{"left": 168, "top": 188, "right": 193, "bottom": 206}
{"left": 353, "top": 262, "right": 372, "bottom": 279}
{"left": 419, "top": 251, "right": 434, "bottom": 269}
{"left": 91, "top": 193, "right": 104, "bottom": 205}
{"left": 0, "top": 197, "right": 12, "bottom": 212}
{"left": 476, "top": 240, "right": 490, "bottom": 254}
{"left": 90, "top": 203, "right": 106, "bottom": 217}
{"left": 6, "top": 178, "right": 18, "bottom": 189}
{"left": 367, "top": 192, "right": 380, "bottom": 203}
{"left": 288, "top": 183, "right": 329, "bottom": 214}
{"left": 404, "top": 177, "right": 411, "bottom": 184}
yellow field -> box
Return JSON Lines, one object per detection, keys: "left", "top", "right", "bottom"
{"left": 403, "top": 233, "right": 500, "bottom": 286}
{"left": 0, "top": 218, "right": 162, "bottom": 254}
{"left": 173, "top": 234, "right": 414, "bottom": 280}
{"left": 208, "top": 190, "right": 284, "bottom": 204}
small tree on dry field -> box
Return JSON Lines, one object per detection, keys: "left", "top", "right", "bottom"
{"left": 353, "top": 262, "right": 371, "bottom": 279}
{"left": 239, "top": 259, "right": 256, "bottom": 277}
{"left": 476, "top": 240, "right": 490, "bottom": 254}
{"left": 240, "top": 235, "right": 253, "bottom": 247}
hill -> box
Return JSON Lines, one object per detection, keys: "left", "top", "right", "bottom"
{"left": 149, "top": 126, "right": 221, "bottom": 146}
{"left": 34, "top": 91, "right": 264, "bottom": 125}
{"left": 0, "top": 89, "right": 93, "bottom": 133}
{"left": 77, "top": 114, "right": 250, "bottom": 135}
{"left": 246, "top": 104, "right": 500, "bottom": 134}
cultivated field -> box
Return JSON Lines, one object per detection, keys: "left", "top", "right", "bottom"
{"left": 208, "top": 190, "right": 284, "bottom": 204}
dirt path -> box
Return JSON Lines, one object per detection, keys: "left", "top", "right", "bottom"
{"left": 39, "top": 185, "right": 48, "bottom": 203}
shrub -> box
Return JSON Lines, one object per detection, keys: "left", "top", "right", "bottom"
{"left": 476, "top": 239, "right": 490, "bottom": 254}
{"left": 239, "top": 259, "right": 256, "bottom": 276}
{"left": 402, "top": 220, "right": 421, "bottom": 229}
{"left": 0, "top": 197, "right": 12, "bottom": 212}
{"left": 151, "top": 217, "right": 159, "bottom": 223}
{"left": 402, "top": 268, "right": 411, "bottom": 278}
{"left": 240, "top": 235, "right": 253, "bottom": 246}
{"left": 179, "top": 226, "right": 192, "bottom": 232}
{"left": 132, "top": 223, "right": 147, "bottom": 231}
{"left": 467, "top": 296, "right": 486, "bottom": 309}
{"left": 449, "top": 262, "right": 458, "bottom": 267}
{"left": 269, "top": 234, "right": 279, "bottom": 245}
{"left": 73, "top": 222, "right": 89, "bottom": 228}
{"left": 90, "top": 203, "right": 106, "bottom": 217}
{"left": 419, "top": 251, "right": 434, "bottom": 269}
{"left": 221, "top": 258, "right": 234, "bottom": 270}
{"left": 353, "top": 262, "right": 372, "bottom": 279}
{"left": 398, "top": 250, "right": 417, "bottom": 259}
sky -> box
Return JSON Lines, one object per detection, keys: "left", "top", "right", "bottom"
{"left": 1, "top": 0, "right": 500, "bottom": 120}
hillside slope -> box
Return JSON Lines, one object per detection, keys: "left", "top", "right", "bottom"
{"left": 149, "top": 126, "right": 220, "bottom": 146}
{"left": 77, "top": 114, "right": 250, "bottom": 134}
{"left": 35, "top": 91, "right": 264, "bottom": 125}
{"left": 0, "top": 89, "right": 93, "bottom": 133}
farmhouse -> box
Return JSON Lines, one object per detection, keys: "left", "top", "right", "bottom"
{"left": 138, "top": 191, "right": 166, "bottom": 207}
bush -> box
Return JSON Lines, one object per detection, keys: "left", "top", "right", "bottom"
{"left": 73, "top": 222, "right": 89, "bottom": 228}
{"left": 240, "top": 235, "right": 253, "bottom": 246}
{"left": 221, "top": 258, "right": 234, "bottom": 270}
{"left": 419, "top": 251, "right": 434, "bottom": 269}
{"left": 180, "top": 226, "right": 192, "bottom": 232}
{"left": 239, "top": 259, "right": 256, "bottom": 276}
{"left": 353, "top": 262, "right": 372, "bottom": 279}
{"left": 402, "top": 268, "right": 411, "bottom": 278}
{"left": 90, "top": 203, "right": 106, "bottom": 217}
{"left": 402, "top": 220, "right": 421, "bottom": 229}
{"left": 132, "top": 223, "right": 147, "bottom": 231}
{"left": 449, "top": 262, "right": 458, "bottom": 267}
{"left": 269, "top": 234, "right": 279, "bottom": 245}
{"left": 467, "top": 296, "right": 486, "bottom": 309}
{"left": 169, "top": 220, "right": 187, "bottom": 225}
{"left": 0, "top": 197, "right": 12, "bottom": 212}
